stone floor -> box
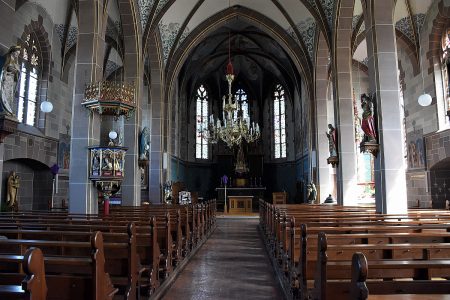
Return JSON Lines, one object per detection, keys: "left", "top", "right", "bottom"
{"left": 162, "top": 217, "right": 283, "bottom": 300}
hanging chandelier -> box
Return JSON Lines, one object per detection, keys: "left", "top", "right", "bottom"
{"left": 206, "top": 47, "right": 260, "bottom": 148}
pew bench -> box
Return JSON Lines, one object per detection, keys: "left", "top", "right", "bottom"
{"left": 0, "top": 232, "right": 118, "bottom": 300}
{"left": 308, "top": 233, "right": 450, "bottom": 300}
{"left": 0, "top": 247, "right": 47, "bottom": 300}
{"left": 348, "top": 252, "right": 450, "bottom": 300}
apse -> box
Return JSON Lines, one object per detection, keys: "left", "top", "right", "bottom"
{"left": 171, "top": 17, "right": 309, "bottom": 204}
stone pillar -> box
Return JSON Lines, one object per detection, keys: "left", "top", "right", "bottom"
{"left": 148, "top": 35, "right": 163, "bottom": 203}
{"left": 333, "top": 0, "right": 358, "bottom": 205}
{"left": 119, "top": 0, "right": 142, "bottom": 206}
{"left": 69, "top": 0, "right": 105, "bottom": 214}
{"left": 315, "top": 33, "right": 332, "bottom": 202}
{"left": 363, "top": 0, "right": 407, "bottom": 213}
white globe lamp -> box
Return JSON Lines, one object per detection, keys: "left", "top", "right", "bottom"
{"left": 418, "top": 93, "right": 432, "bottom": 107}
{"left": 108, "top": 130, "right": 118, "bottom": 140}
{"left": 40, "top": 100, "right": 53, "bottom": 113}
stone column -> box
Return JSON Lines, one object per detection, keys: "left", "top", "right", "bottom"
{"left": 333, "top": 0, "right": 358, "bottom": 205}
{"left": 363, "top": 0, "right": 407, "bottom": 213}
{"left": 69, "top": 0, "right": 105, "bottom": 214}
{"left": 315, "top": 33, "right": 332, "bottom": 202}
{"left": 119, "top": 1, "right": 142, "bottom": 206}
{"left": 148, "top": 35, "right": 163, "bottom": 203}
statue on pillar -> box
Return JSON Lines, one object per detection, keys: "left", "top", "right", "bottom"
{"left": 326, "top": 124, "right": 339, "bottom": 167}
{"left": 139, "top": 127, "right": 150, "bottom": 161}
{"left": 360, "top": 93, "right": 377, "bottom": 142}
{"left": 360, "top": 93, "right": 379, "bottom": 157}
{"left": 326, "top": 124, "right": 337, "bottom": 156}
{"left": 6, "top": 171, "right": 20, "bottom": 211}
{"left": 0, "top": 46, "right": 21, "bottom": 117}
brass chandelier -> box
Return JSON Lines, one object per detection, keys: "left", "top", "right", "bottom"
{"left": 206, "top": 60, "right": 260, "bottom": 148}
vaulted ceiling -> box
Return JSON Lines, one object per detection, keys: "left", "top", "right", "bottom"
{"left": 22, "top": 0, "right": 435, "bottom": 78}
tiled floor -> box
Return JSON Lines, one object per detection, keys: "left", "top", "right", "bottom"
{"left": 163, "top": 217, "right": 283, "bottom": 300}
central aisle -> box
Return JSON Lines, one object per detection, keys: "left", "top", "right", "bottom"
{"left": 163, "top": 217, "right": 283, "bottom": 300}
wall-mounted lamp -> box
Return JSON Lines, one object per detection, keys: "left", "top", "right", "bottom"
{"left": 40, "top": 99, "right": 53, "bottom": 113}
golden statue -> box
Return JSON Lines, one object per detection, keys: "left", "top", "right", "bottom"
{"left": 6, "top": 171, "right": 20, "bottom": 210}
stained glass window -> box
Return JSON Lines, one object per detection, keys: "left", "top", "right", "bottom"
{"left": 234, "top": 88, "right": 249, "bottom": 122}
{"left": 273, "top": 84, "right": 286, "bottom": 159}
{"left": 17, "top": 33, "right": 40, "bottom": 126}
{"left": 195, "top": 85, "right": 208, "bottom": 159}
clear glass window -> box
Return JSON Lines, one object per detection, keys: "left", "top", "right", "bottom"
{"left": 195, "top": 85, "right": 208, "bottom": 159}
{"left": 273, "top": 84, "right": 286, "bottom": 159}
{"left": 234, "top": 88, "right": 249, "bottom": 121}
{"left": 17, "top": 34, "right": 40, "bottom": 126}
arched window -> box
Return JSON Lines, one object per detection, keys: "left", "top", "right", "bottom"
{"left": 234, "top": 88, "right": 249, "bottom": 121}
{"left": 196, "top": 85, "right": 208, "bottom": 159}
{"left": 18, "top": 33, "right": 40, "bottom": 126}
{"left": 273, "top": 84, "right": 286, "bottom": 159}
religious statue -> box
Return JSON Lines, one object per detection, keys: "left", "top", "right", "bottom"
{"left": 235, "top": 143, "right": 248, "bottom": 174}
{"left": 139, "top": 127, "right": 150, "bottom": 161}
{"left": 6, "top": 171, "right": 20, "bottom": 210}
{"left": 0, "top": 46, "right": 21, "bottom": 117}
{"left": 102, "top": 153, "right": 113, "bottom": 171}
{"left": 92, "top": 151, "right": 100, "bottom": 176}
{"left": 326, "top": 124, "right": 337, "bottom": 157}
{"left": 114, "top": 151, "right": 124, "bottom": 173}
{"left": 306, "top": 181, "right": 317, "bottom": 204}
{"left": 163, "top": 181, "right": 172, "bottom": 204}
{"left": 360, "top": 94, "right": 377, "bottom": 142}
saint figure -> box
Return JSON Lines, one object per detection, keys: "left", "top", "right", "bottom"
{"left": 139, "top": 127, "right": 150, "bottom": 160}
{"left": 360, "top": 94, "right": 377, "bottom": 142}
{"left": 0, "top": 46, "right": 21, "bottom": 117}
{"left": 326, "top": 124, "right": 337, "bottom": 157}
{"left": 6, "top": 171, "right": 20, "bottom": 209}
{"left": 306, "top": 182, "right": 317, "bottom": 203}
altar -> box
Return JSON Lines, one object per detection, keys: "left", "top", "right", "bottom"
{"left": 215, "top": 187, "right": 266, "bottom": 213}
{"left": 228, "top": 196, "right": 253, "bottom": 214}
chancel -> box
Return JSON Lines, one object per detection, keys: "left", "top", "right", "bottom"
{"left": 0, "top": 0, "right": 450, "bottom": 299}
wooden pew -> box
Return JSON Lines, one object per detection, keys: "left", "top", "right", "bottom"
{"left": 0, "top": 247, "right": 47, "bottom": 300}
{"left": 0, "top": 217, "right": 167, "bottom": 296}
{"left": 0, "top": 200, "right": 217, "bottom": 298}
{"left": 0, "top": 223, "right": 143, "bottom": 300}
{"left": 349, "top": 252, "right": 450, "bottom": 300}
{"left": 0, "top": 231, "right": 118, "bottom": 300}
{"left": 308, "top": 232, "right": 450, "bottom": 300}
{"left": 259, "top": 201, "right": 450, "bottom": 300}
